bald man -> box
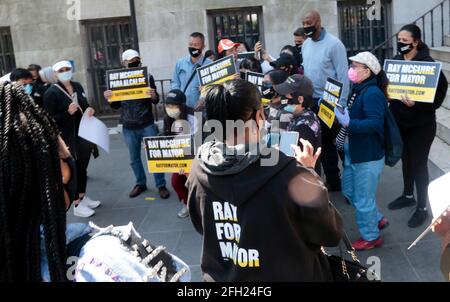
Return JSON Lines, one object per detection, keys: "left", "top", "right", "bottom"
{"left": 301, "top": 10, "right": 350, "bottom": 192}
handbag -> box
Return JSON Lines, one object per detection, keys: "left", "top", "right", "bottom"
{"left": 322, "top": 230, "right": 381, "bottom": 282}
{"left": 323, "top": 202, "right": 381, "bottom": 282}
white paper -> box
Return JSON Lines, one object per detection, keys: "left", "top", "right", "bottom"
{"left": 0, "top": 73, "right": 11, "bottom": 83}
{"left": 78, "top": 111, "right": 110, "bottom": 153}
{"left": 428, "top": 172, "right": 450, "bottom": 219}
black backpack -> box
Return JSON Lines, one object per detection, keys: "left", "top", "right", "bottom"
{"left": 384, "top": 106, "right": 403, "bottom": 167}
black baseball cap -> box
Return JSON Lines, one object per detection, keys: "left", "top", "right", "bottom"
{"left": 270, "top": 53, "right": 297, "bottom": 68}
{"left": 274, "top": 74, "right": 314, "bottom": 97}
{"left": 164, "top": 89, "right": 186, "bottom": 105}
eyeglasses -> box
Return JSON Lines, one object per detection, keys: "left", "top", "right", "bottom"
{"left": 350, "top": 63, "right": 369, "bottom": 69}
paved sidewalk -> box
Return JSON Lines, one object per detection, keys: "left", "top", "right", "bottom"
{"left": 67, "top": 134, "right": 446, "bottom": 282}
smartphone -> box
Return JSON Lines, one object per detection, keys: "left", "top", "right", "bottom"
{"left": 279, "top": 131, "right": 300, "bottom": 157}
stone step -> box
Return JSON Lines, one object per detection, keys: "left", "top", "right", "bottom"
{"left": 443, "top": 88, "right": 450, "bottom": 110}
{"left": 429, "top": 136, "right": 450, "bottom": 180}
{"left": 437, "top": 107, "right": 450, "bottom": 145}
{"left": 446, "top": 35, "right": 450, "bottom": 48}
{"left": 430, "top": 47, "right": 450, "bottom": 63}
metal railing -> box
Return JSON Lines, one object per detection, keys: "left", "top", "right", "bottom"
{"left": 372, "top": 0, "right": 450, "bottom": 58}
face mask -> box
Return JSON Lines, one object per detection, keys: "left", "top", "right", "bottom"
{"left": 283, "top": 105, "right": 297, "bottom": 113}
{"left": 57, "top": 71, "right": 73, "bottom": 83}
{"left": 240, "top": 72, "right": 246, "bottom": 80}
{"left": 189, "top": 47, "right": 202, "bottom": 58}
{"left": 24, "top": 84, "right": 33, "bottom": 95}
{"left": 397, "top": 42, "right": 413, "bottom": 55}
{"left": 303, "top": 26, "right": 316, "bottom": 37}
{"left": 128, "top": 60, "right": 141, "bottom": 68}
{"left": 166, "top": 107, "right": 181, "bottom": 119}
{"left": 262, "top": 83, "right": 276, "bottom": 100}
{"left": 295, "top": 43, "right": 302, "bottom": 51}
{"left": 348, "top": 67, "right": 364, "bottom": 84}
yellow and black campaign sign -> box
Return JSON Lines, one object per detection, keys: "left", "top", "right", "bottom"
{"left": 245, "top": 71, "right": 270, "bottom": 106}
{"left": 144, "top": 135, "right": 195, "bottom": 174}
{"left": 384, "top": 59, "right": 442, "bottom": 103}
{"left": 318, "top": 77, "right": 344, "bottom": 129}
{"left": 197, "top": 55, "right": 237, "bottom": 86}
{"left": 106, "top": 67, "right": 149, "bottom": 102}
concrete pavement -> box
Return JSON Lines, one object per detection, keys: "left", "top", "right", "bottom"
{"left": 67, "top": 133, "right": 446, "bottom": 282}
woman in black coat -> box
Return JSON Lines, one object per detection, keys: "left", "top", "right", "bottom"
{"left": 43, "top": 61, "right": 101, "bottom": 218}
{"left": 388, "top": 24, "right": 448, "bottom": 228}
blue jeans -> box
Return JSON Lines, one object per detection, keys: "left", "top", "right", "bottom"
{"left": 342, "top": 144, "right": 384, "bottom": 241}
{"left": 123, "top": 123, "right": 166, "bottom": 188}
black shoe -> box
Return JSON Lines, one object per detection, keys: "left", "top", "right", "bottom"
{"left": 388, "top": 195, "right": 416, "bottom": 210}
{"left": 129, "top": 185, "right": 147, "bottom": 198}
{"left": 158, "top": 187, "right": 170, "bottom": 199}
{"left": 325, "top": 181, "right": 341, "bottom": 192}
{"left": 408, "top": 208, "right": 429, "bottom": 228}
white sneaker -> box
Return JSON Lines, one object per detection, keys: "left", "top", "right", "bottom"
{"left": 74, "top": 201, "right": 95, "bottom": 218}
{"left": 177, "top": 205, "right": 189, "bottom": 219}
{"left": 82, "top": 196, "right": 101, "bottom": 209}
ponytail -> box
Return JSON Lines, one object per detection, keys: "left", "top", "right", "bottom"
{"left": 204, "top": 79, "right": 261, "bottom": 140}
{"left": 376, "top": 70, "right": 390, "bottom": 99}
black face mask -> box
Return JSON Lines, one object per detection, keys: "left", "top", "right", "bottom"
{"left": 303, "top": 25, "right": 317, "bottom": 37}
{"left": 240, "top": 72, "right": 247, "bottom": 80}
{"left": 295, "top": 43, "right": 302, "bottom": 51}
{"left": 397, "top": 42, "right": 414, "bottom": 55}
{"left": 262, "top": 82, "right": 277, "bottom": 100}
{"left": 128, "top": 60, "right": 141, "bottom": 68}
{"left": 189, "top": 47, "right": 202, "bottom": 58}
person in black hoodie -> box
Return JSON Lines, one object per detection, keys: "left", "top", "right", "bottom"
{"left": 43, "top": 60, "right": 101, "bottom": 218}
{"left": 388, "top": 24, "right": 448, "bottom": 228}
{"left": 186, "top": 79, "right": 343, "bottom": 282}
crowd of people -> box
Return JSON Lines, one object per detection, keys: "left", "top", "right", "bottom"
{"left": 0, "top": 9, "right": 449, "bottom": 282}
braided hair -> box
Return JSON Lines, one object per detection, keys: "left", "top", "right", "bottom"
{"left": 0, "top": 82, "right": 67, "bottom": 281}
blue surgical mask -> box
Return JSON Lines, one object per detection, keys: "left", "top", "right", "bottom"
{"left": 24, "top": 84, "right": 33, "bottom": 95}
{"left": 283, "top": 105, "right": 297, "bottom": 113}
{"left": 57, "top": 71, "right": 73, "bottom": 83}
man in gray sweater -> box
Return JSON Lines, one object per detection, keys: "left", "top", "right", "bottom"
{"left": 302, "top": 10, "right": 350, "bottom": 192}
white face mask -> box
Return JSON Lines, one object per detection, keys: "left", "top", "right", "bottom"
{"left": 57, "top": 71, "right": 73, "bottom": 83}
{"left": 166, "top": 107, "right": 181, "bottom": 119}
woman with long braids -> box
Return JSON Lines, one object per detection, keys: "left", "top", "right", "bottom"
{"left": 0, "top": 81, "right": 191, "bottom": 282}
{"left": 0, "top": 81, "right": 68, "bottom": 281}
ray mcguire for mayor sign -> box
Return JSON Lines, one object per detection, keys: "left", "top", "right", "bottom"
{"left": 384, "top": 59, "right": 442, "bottom": 103}
{"left": 106, "top": 67, "right": 149, "bottom": 102}
{"left": 144, "top": 134, "right": 195, "bottom": 173}
{"left": 197, "top": 55, "right": 237, "bottom": 86}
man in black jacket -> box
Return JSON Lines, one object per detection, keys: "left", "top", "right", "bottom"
{"left": 104, "top": 49, "right": 169, "bottom": 199}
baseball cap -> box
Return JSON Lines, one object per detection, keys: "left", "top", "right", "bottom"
{"left": 164, "top": 89, "right": 186, "bottom": 105}
{"left": 270, "top": 53, "right": 297, "bottom": 68}
{"left": 122, "top": 49, "right": 141, "bottom": 62}
{"left": 274, "top": 74, "right": 314, "bottom": 97}
{"left": 349, "top": 51, "right": 382, "bottom": 75}
{"left": 52, "top": 60, "right": 73, "bottom": 72}
{"left": 217, "top": 39, "right": 240, "bottom": 54}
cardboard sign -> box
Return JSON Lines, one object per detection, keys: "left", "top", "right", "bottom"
{"left": 106, "top": 67, "right": 149, "bottom": 102}
{"left": 384, "top": 60, "right": 442, "bottom": 103}
{"left": 318, "top": 78, "right": 344, "bottom": 128}
{"left": 245, "top": 71, "right": 270, "bottom": 106}
{"left": 197, "top": 55, "right": 237, "bottom": 86}
{"left": 144, "top": 135, "right": 195, "bottom": 173}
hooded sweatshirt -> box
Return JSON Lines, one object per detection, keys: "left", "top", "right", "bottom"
{"left": 186, "top": 141, "right": 343, "bottom": 282}
{"left": 390, "top": 46, "right": 448, "bottom": 128}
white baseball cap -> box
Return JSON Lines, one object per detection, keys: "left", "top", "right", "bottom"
{"left": 349, "top": 51, "right": 382, "bottom": 75}
{"left": 122, "top": 49, "right": 140, "bottom": 61}
{"left": 52, "top": 60, "right": 72, "bottom": 72}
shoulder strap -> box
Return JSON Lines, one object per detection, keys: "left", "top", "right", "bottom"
{"left": 183, "top": 56, "right": 207, "bottom": 93}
